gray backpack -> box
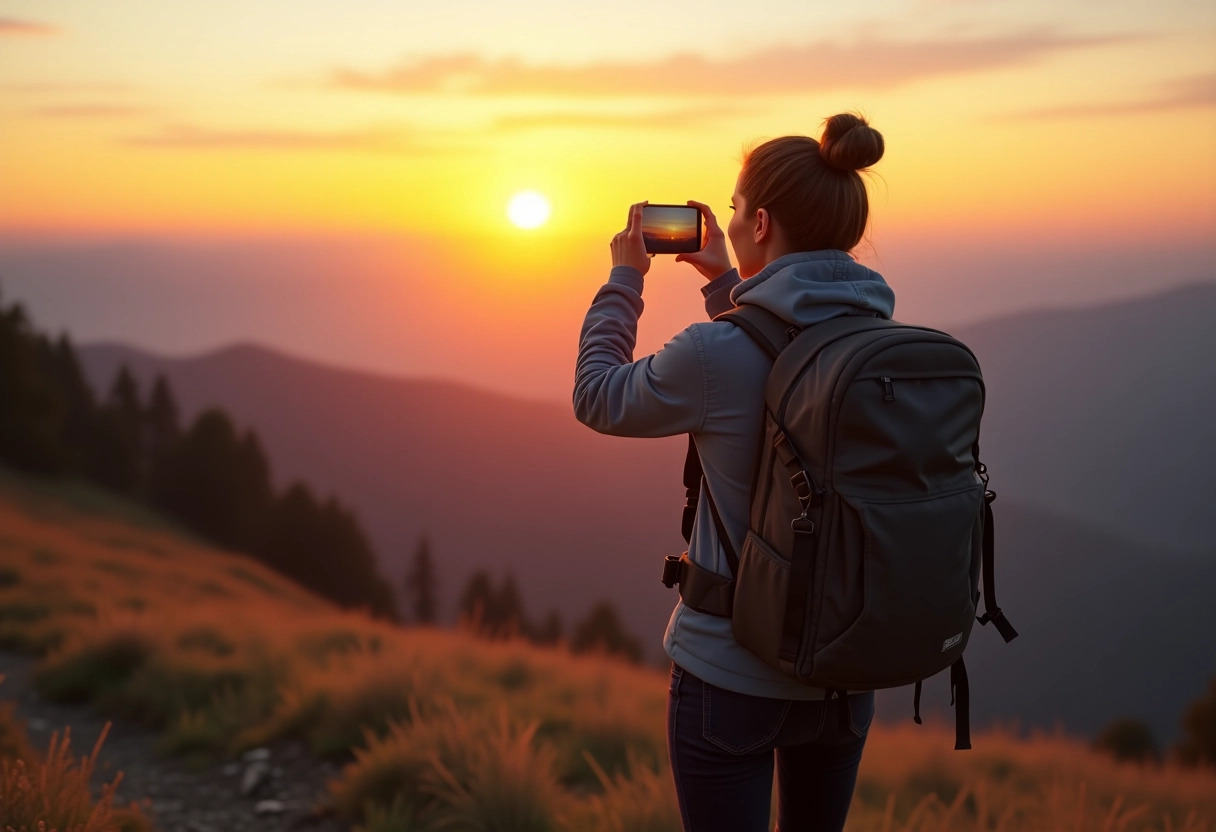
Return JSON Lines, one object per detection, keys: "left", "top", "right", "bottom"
{"left": 661, "top": 306, "right": 1018, "bottom": 749}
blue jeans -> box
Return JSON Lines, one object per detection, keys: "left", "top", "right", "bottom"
{"left": 666, "top": 662, "right": 873, "bottom": 832}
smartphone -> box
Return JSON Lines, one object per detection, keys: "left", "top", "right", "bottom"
{"left": 641, "top": 204, "right": 703, "bottom": 254}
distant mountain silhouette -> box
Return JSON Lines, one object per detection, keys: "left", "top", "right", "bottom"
{"left": 952, "top": 281, "right": 1215, "bottom": 553}
{"left": 78, "top": 283, "right": 1216, "bottom": 741}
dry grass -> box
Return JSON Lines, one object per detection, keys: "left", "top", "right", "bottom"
{"left": 0, "top": 720, "right": 152, "bottom": 832}
{"left": 1, "top": 468, "right": 1213, "bottom": 831}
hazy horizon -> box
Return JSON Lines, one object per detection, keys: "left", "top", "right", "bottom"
{"left": 2, "top": 230, "right": 1211, "bottom": 402}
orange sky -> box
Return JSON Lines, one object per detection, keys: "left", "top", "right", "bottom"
{"left": 1, "top": 1, "right": 1213, "bottom": 400}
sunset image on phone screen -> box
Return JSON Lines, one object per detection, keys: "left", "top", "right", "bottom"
{"left": 642, "top": 206, "right": 701, "bottom": 253}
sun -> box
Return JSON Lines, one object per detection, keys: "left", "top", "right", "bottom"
{"left": 507, "top": 191, "right": 551, "bottom": 230}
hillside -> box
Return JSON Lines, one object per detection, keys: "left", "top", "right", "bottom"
{"left": 76, "top": 283, "right": 1216, "bottom": 741}
{"left": 0, "top": 464, "right": 1213, "bottom": 831}
{"left": 77, "top": 339, "right": 690, "bottom": 637}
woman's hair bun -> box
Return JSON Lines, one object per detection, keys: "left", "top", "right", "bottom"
{"left": 818, "top": 113, "right": 884, "bottom": 173}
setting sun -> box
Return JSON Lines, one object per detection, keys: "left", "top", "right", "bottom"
{"left": 507, "top": 191, "right": 551, "bottom": 230}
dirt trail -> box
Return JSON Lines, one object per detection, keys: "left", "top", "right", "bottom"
{"left": 0, "top": 651, "right": 351, "bottom": 832}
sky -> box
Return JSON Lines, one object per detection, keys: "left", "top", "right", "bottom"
{"left": 1, "top": 0, "right": 1214, "bottom": 401}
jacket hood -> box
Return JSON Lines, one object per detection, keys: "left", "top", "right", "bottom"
{"left": 729, "top": 250, "right": 895, "bottom": 326}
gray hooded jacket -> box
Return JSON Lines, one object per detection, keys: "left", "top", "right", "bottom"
{"left": 574, "top": 250, "right": 896, "bottom": 698}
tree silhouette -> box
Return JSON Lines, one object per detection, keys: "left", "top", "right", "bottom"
{"left": 455, "top": 569, "right": 533, "bottom": 637}
{"left": 533, "top": 609, "right": 563, "bottom": 646}
{"left": 260, "top": 480, "right": 398, "bottom": 619}
{"left": 458, "top": 569, "right": 497, "bottom": 635}
{"left": 152, "top": 409, "right": 273, "bottom": 553}
{"left": 48, "top": 334, "right": 102, "bottom": 473}
{"left": 90, "top": 365, "right": 144, "bottom": 493}
{"left": 0, "top": 285, "right": 400, "bottom": 621}
{"left": 1177, "top": 675, "right": 1216, "bottom": 768}
{"left": 570, "top": 601, "right": 643, "bottom": 663}
{"left": 403, "top": 534, "right": 438, "bottom": 625}
{"left": 146, "top": 375, "right": 181, "bottom": 454}
{"left": 495, "top": 573, "right": 529, "bottom": 638}
{"left": 0, "top": 294, "right": 69, "bottom": 473}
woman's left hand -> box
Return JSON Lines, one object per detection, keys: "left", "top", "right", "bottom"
{"left": 611, "top": 201, "right": 651, "bottom": 277}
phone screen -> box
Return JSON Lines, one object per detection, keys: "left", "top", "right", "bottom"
{"left": 641, "top": 205, "right": 702, "bottom": 254}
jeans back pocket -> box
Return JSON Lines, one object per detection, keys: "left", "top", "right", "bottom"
{"left": 703, "top": 683, "right": 792, "bottom": 755}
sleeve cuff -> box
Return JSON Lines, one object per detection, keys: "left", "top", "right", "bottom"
{"left": 608, "top": 265, "right": 645, "bottom": 294}
{"left": 702, "top": 268, "right": 741, "bottom": 319}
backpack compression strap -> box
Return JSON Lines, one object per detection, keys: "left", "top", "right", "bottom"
{"left": 977, "top": 487, "right": 1019, "bottom": 643}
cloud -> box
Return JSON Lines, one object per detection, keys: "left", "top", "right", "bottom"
{"left": 492, "top": 106, "right": 743, "bottom": 131}
{"left": 121, "top": 123, "right": 442, "bottom": 154}
{"left": 1, "top": 82, "right": 133, "bottom": 94}
{"left": 0, "top": 17, "right": 58, "bottom": 36}
{"left": 1005, "top": 72, "right": 1216, "bottom": 119}
{"left": 329, "top": 31, "right": 1132, "bottom": 98}
{"left": 30, "top": 104, "right": 157, "bottom": 119}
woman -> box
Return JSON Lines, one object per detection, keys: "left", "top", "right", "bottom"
{"left": 573, "top": 112, "right": 890, "bottom": 832}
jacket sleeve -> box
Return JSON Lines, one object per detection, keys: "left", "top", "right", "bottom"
{"left": 573, "top": 266, "right": 707, "bottom": 437}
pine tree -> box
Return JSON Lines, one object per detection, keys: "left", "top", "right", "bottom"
{"left": 495, "top": 573, "right": 529, "bottom": 638}
{"left": 146, "top": 375, "right": 180, "bottom": 454}
{"left": 43, "top": 333, "right": 99, "bottom": 473}
{"left": 533, "top": 609, "right": 563, "bottom": 646}
{"left": 0, "top": 296, "right": 69, "bottom": 473}
{"left": 258, "top": 479, "right": 398, "bottom": 620}
{"left": 571, "top": 601, "right": 643, "bottom": 664}
{"left": 152, "top": 409, "right": 272, "bottom": 552}
{"left": 92, "top": 365, "right": 144, "bottom": 492}
{"left": 458, "top": 570, "right": 496, "bottom": 634}
{"left": 403, "top": 535, "right": 438, "bottom": 625}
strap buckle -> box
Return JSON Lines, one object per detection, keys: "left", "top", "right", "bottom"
{"left": 976, "top": 607, "right": 1003, "bottom": 626}
{"left": 661, "top": 553, "right": 685, "bottom": 589}
{"left": 789, "top": 470, "right": 816, "bottom": 507}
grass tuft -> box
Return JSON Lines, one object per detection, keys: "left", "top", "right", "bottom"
{"left": 0, "top": 721, "right": 150, "bottom": 832}
{"left": 329, "top": 700, "right": 565, "bottom": 831}
{"left": 35, "top": 627, "right": 156, "bottom": 704}
{"left": 573, "top": 750, "right": 682, "bottom": 832}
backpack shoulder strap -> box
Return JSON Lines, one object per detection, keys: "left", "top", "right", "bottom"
{"left": 682, "top": 434, "right": 740, "bottom": 576}
{"left": 712, "top": 304, "right": 797, "bottom": 359}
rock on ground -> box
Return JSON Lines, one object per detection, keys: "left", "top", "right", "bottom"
{"left": 0, "top": 652, "right": 351, "bottom": 832}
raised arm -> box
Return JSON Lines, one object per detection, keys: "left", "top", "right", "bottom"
{"left": 573, "top": 265, "right": 707, "bottom": 437}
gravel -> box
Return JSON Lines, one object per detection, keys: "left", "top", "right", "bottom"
{"left": 0, "top": 651, "right": 353, "bottom": 832}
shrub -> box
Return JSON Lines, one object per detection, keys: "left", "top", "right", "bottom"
{"left": 35, "top": 629, "right": 155, "bottom": 704}
{"left": 1177, "top": 676, "right": 1216, "bottom": 768}
{"left": 1094, "top": 717, "right": 1160, "bottom": 764}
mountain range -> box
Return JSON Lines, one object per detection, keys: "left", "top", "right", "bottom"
{"left": 77, "top": 281, "right": 1216, "bottom": 742}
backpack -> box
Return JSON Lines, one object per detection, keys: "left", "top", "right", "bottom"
{"left": 660, "top": 306, "right": 1018, "bottom": 750}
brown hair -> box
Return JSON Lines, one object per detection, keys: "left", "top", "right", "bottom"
{"left": 738, "top": 113, "right": 884, "bottom": 253}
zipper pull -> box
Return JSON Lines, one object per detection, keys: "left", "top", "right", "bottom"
{"left": 882, "top": 376, "right": 895, "bottom": 402}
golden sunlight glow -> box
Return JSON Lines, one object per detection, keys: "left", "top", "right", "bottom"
{"left": 507, "top": 191, "right": 551, "bottom": 230}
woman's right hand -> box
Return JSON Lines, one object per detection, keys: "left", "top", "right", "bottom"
{"left": 676, "top": 200, "right": 733, "bottom": 281}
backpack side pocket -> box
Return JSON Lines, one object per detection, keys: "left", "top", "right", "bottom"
{"left": 732, "top": 530, "right": 798, "bottom": 676}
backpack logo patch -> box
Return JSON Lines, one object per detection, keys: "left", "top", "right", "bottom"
{"left": 942, "top": 632, "right": 963, "bottom": 652}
